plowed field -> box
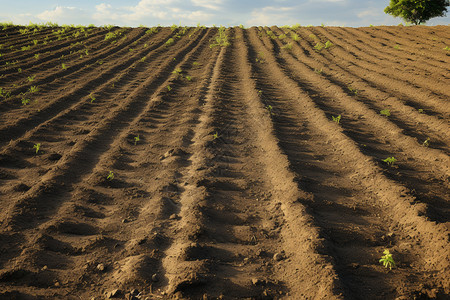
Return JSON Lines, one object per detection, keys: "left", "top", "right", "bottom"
{"left": 0, "top": 25, "right": 449, "bottom": 299}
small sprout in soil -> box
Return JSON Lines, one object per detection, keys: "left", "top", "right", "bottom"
{"left": 172, "top": 67, "right": 182, "bottom": 76}
{"left": 33, "top": 143, "right": 41, "bottom": 154}
{"left": 314, "top": 42, "right": 325, "bottom": 51}
{"left": 213, "top": 132, "right": 219, "bottom": 140}
{"left": 107, "top": 171, "right": 114, "bottom": 181}
{"left": 332, "top": 114, "right": 341, "bottom": 124}
{"left": 185, "top": 75, "right": 192, "bottom": 81}
{"left": 265, "top": 105, "right": 274, "bottom": 115}
{"left": 282, "top": 43, "right": 293, "bottom": 51}
{"left": 422, "top": 137, "right": 430, "bottom": 147}
{"left": 34, "top": 53, "right": 39, "bottom": 59}
{"left": 324, "top": 40, "right": 333, "bottom": 49}
{"left": 380, "top": 109, "right": 391, "bottom": 117}
{"left": 418, "top": 108, "right": 424, "bottom": 113}
{"left": 444, "top": 46, "right": 450, "bottom": 51}
{"left": 21, "top": 98, "right": 30, "bottom": 105}
{"left": 348, "top": 86, "right": 358, "bottom": 95}
{"left": 89, "top": 93, "right": 96, "bottom": 103}
{"left": 27, "top": 75, "right": 36, "bottom": 82}
{"left": 394, "top": 44, "right": 400, "bottom": 50}
{"left": 315, "top": 68, "right": 323, "bottom": 74}
{"left": 192, "top": 61, "right": 200, "bottom": 67}
{"left": 18, "top": 68, "right": 22, "bottom": 73}
{"left": 379, "top": 249, "right": 395, "bottom": 270}
{"left": 167, "top": 85, "right": 172, "bottom": 92}
{"left": 134, "top": 135, "right": 140, "bottom": 145}
{"left": 383, "top": 157, "right": 397, "bottom": 166}
{"left": 61, "top": 63, "right": 67, "bottom": 70}
{"left": 29, "top": 86, "right": 39, "bottom": 93}
{"left": 165, "top": 38, "right": 174, "bottom": 46}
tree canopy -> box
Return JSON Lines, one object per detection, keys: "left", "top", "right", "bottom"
{"left": 384, "top": 0, "right": 449, "bottom": 25}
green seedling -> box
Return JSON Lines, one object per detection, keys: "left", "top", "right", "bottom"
{"left": 282, "top": 43, "right": 293, "bottom": 51}
{"left": 383, "top": 157, "right": 397, "bottom": 166}
{"left": 213, "top": 131, "right": 219, "bottom": 140}
{"left": 314, "top": 42, "right": 325, "bottom": 51}
{"left": 134, "top": 135, "right": 140, "bottom": 145}
{"left": 418, "top": 108, "right": 424, "bottom": 113}
{"left": 315, "top": 68, "right": 323, "bottom": 74}
{"left": 185, "top": 75, "right": 192, "bottom": 81}
{"left": 21, "top": 98, "right": 30, "bottom": 105}
{"left": 89, "top": 93, "right": 96, "bottom": 103}
{"left": 348, "top": 86, "right": 358, "bottom": 95}
{"left": 210, "top": 26, "right": 230, "bottom": 48}
{"left": 165, "top": 38, "right": 174, "bottom": 46}
{"left": 380, "top": 109, "right": 391, "bottom": 117}
{"left": 29, "top": 86, "right": 39, "bottom": 93}
{"left": 394, "top": 44, "right": 400, "bottom": 50}
{"left": 278, "top": 34, "right": 287, "bottom": 40}
{"left": 18, "top": 68, "right": 22, "bottom": 73}
{"left": 21, "top": 45, "right": 31, "bottom": 51}
{"left": 33, "top": 39, "right": 38, "bottom": 45}
{"left": 33, "top": 143, "right": 41, "bottom": 154}
{"left": 34, "top": 53, "right": 40, "bottom": 59}
{"left": 172, "top": 68, "right": 182, "bottom": 76}
{"left": 379, "top": 249, "right": 395, "bottom": 270}
{"left": 291, "top": 33, "right": 300, "bottom": 41}
{"left": 444, "top": 46, "right": 450, "bottom": 51}
{"left": 332, "top": 114, "right": 341, "bottom": 124}
{"left": 324, "top": 40, "right": 333, "bottom": 49}
{"left": 167, "top": 85, "right": 172, "bottom": 92}
{"left": 141, "top": 56, "right": 147, "bottom": 62}
{"left": 61, "top": 63, "right": 67, "bottom": 70}
{"left": 192, "top": 61, "right": 200, "bottom": 67}
{"left": 107, "top": 171, "right": 114, "bottom": 181}
{"left": 265, "top": 105, "right": 274, "bottom": 115}
{"left": 422, "top": 137, "right": 430, "bottom": 147}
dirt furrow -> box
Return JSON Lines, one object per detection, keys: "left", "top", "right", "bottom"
{"left": 333, "top": 26, "right": 450, "bottom": 87}
{"left": 270, "top": 27, "right": 450, "bottom": 153}
{"left": 0, "top": 29, "right": 217, "bottom": 298}
{"left": 0, "top": 28, "right": 106, "bottom": 74}
{"left": 0, "top": 27, "right": 142, "bottom": 106}
{"left": 0, "top": 29, "right": 175, "bottom": 148}
{"left": 372, "top": 26, "right": 450, "bottom": 61}
{"left": 309, "top": 27, "right": 450, "bottom": 99}
{"left": 246, "top": 27, "right": 449, "bottom": 299}
{"left": 292, "top": 27, "right": 450, "bottom": 120}
{"left": 0, "top": 28, "right": 208, "bottom": 232}
{"left": 266, "top": 27, "right": 450, "bottom": 224}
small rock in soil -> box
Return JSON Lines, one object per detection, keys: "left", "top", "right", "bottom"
{"left": 96, "top": 263, "right": 105, "bottom": 272}
{"left": 273, "top": 252, "right": 284, "bottom": 261}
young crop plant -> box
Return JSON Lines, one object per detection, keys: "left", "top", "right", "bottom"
{"left": 21, "top": 98, "right": 30, "bottom": 105}
{"left": 185, "top": 75, "right": 192, "bottom": 81}
{"left": 28, "top": 75, "right": 36, "bottom": 82}
{"left": 61, "top": 63, "right": 67, "bottom": 70}
{"left": 324, "top": 40, "right": 333, "bottom": 49}
{"left": 134, "top": 135, "right": 140, "bottom": 145}
{"left": 210, "top": 26, "right": 230, "bottom": 48}
{"left": 213, "top": 131, "right": 219, "bottom": 140}
{"left": 166, "top": 38, "right": 175, "bottom": 46}
{"left": 107, "top": 171, "right": 114, "bottom": 181}
{"left": 89, "top": 93, "right": 96, "bottom": 103}
{"left": 394, "top": 44, "right": 400, "bottom": 50}
{"left": 422, "top": 137, "right": 430, "bottom": 147}
{"left": 444, "top": 46, "right": 450, "bottom": 51}
{"left": 348, "top": 86, "right": 358, "bottom": 95}
{"left": 380, "top": 109, "right": 391, "bottom": 117}
{"left": 29, "top": 86, "right": 39, "bottom": 93}
{"left": 265, "top": 105, "right": 274, "bottom": 115}
{"left": 383, "top": 157, "right": 397, "bottom": 166}
{"left": 282, "top": 43, "right": 293, "bottom": 51}
{"left": 418, "top": 108, "right": 424, "bottom": 113}
{"left": 33, "top": 39, "right": 38, "bottom": 45}
{"left": 255, "top": 51, "right": 265, "bottom": 63}
{"left": 315, "top": 68, "right": 323, "bottom": 74}
{"left": 167, "top": 85, "right": 172, "bottom": 92}
{"left": 332, "top": 114, "right": 341, "bottom": 124}
{"left": 34, "top": 53, "right": 40, "bottom": 60}
{"left": 278, "top": 34, "right": 287, "bottom": 40}
{"left": 172, "top": 67, "right": 182, "bottom": 77}
{"left": 21, "top": 45, "right": 31, "bottom": 51}
{"left": 379, "top": 249, "right": 395, "bottom": 270}
{"left": 33, "top": 143, "right": 41, "bottom": 154}
{"left": 18, "top": 68, "right": 22, "bottom": 73}
{"left": 291, "top": 33, "right": 300, "bottom": 41}
{"left": 314, "top": 42, "right": 325, "bottom": 51}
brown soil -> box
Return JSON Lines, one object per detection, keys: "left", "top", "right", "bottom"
{"left": 0, "top": 25, "right": 449, "bottom": 299}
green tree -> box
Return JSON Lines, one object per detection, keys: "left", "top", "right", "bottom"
{"left": 384, "top": 0, "right": 449, "bottom": 25}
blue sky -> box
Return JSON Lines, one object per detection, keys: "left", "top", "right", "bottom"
{"left": 1, "top": 0, "right": 449, "bottom": 27}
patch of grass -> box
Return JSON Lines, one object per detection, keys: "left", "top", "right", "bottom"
{"left": 210, "top": 26, "right": 230, "bottom": 48}
{"left": 380, "top": 109, "right": 391, "bottom": 117}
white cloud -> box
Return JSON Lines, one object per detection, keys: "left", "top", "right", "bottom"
{"left": 247, "top": 6, "right": 298, "bottom": 26}
{"left": 357, "top": 8, "right": 381, "bottom": 18}
{"left": 36, "top": 6, "right": 89, "bottom": 25}
{"left": 192, "top": 0, "right": 223, "bottom": 10}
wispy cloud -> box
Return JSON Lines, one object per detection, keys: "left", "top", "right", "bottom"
{"left": 37, "top": 6, "right": 90, "bottom": 25}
